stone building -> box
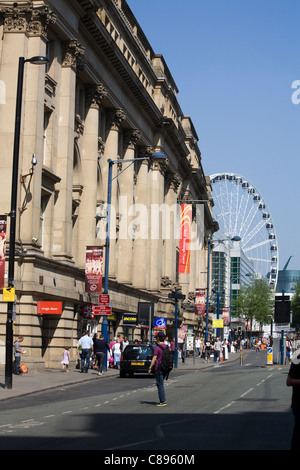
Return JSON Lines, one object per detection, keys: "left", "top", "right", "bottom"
{"left": 0, "top": 0, "right": 217, "bottom": 370}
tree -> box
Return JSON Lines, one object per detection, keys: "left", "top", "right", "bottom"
{"left": 233, "top": 278, "right": 274, "bottom": 332}
{"left": 291, "top": 282, "right": 300, "bottom": 328}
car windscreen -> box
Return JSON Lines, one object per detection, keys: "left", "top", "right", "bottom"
{"left": 123, "top": 345, "right": 153, "bottom": 360}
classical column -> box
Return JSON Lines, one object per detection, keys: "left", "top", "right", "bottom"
{"left": 148, "top": 157, "right": 165, "bottom": 292}
{"left": 131, "top": 148, "right": 152, "bottom": 289}
{"left": 53, "top": 39, "right": 84, "bottom": 262}
{"left": 117, "top": 129, "right": 141, "bottom": 284}
{"left": 103, "top": 108, "right": 126, "bottom": 280}
{"left": 163, "top": 173, "right": 181, "bottom": 285}
{"left": 77, "top": 84, "right": 108, "bottom": 267}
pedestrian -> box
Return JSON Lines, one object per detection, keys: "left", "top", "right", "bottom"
{"left": 61, "top": 346, "right": 70, "bottom": 372}
{"left": 93, "top": 334, "right": 110, "bottom": 375}
{"left": 112, "top": 338, "right": 121, "bottom": 368}
{"left": 121, "top": 336, "right": 129, "bottom": 352}
{"left": 148, "top": 331, "right": 167, "bottom": 406}
{"left": 13, "top": 336, "right": 26, "bottom": 375}
{"left": 287, "top": 351, "right": 300, "bottom": 449}
{"left": 286, "top": 338, "right": 293, "bottom": 364}
{"left": 214, "top": 337, "right": 222, "bottom": 362}
{"left": 195, "top": 337, "right": 201, "bottom": 357}
{"left": 77, "top": 331, "right": 94, "bottom": 373}
{"left": 204, "top": 340, "right": 211, "bottom": 363}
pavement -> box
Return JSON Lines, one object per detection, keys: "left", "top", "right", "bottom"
{"left": 0, "top": 349, "right": 266, "bottom": 401}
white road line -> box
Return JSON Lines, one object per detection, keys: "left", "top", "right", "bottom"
{"left": 214, "top": 401, "right": 236, "bottom": 414}
{"left": 240, "top": 388, "right": 254, "bottom": 397}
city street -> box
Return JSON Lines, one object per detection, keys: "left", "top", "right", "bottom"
{"left": 0, "top": 351, "right": 293, "bottom": 451}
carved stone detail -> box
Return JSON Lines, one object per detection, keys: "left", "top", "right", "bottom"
{"left": 62, "top": 39, "right": 85, "bottom": 72}
{"left": 86, "top": 84, "right": 108, "bottom": 109}
{"left": 0, "top": 3, "right": 56, "bottom": 38}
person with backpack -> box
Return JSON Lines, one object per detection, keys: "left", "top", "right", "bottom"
{"left": 148, "top": 331, "right": 171, "bottom": 407}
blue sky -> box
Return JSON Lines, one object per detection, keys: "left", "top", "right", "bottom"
{"left": 127, "top": 0, "right": 300, "bottom": 271}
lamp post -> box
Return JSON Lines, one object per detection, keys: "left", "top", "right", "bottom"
{"left": 5, "top": 56, "right": 48, "bottom": 390}
{"left": 205, "top": 236, "right": 241, "bottom": 342}
{"left": 101, "top": 152, "right": 166, "bottom": 368}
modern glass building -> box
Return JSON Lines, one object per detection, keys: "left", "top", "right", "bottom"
{"left": 276, "top": 270, "right": 300, "bottom": 294}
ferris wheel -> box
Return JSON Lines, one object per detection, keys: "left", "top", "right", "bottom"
{"left": 210, "top": 172, "right": 279, "bottom": 288}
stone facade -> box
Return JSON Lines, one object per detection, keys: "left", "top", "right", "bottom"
{"left": 0, "top": 0, "right": 217, "bottom": 370}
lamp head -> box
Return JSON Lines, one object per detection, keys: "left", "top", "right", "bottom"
{"left": 151, "top": 152, "right": 166, "bottom": 163}
{"left": 31, "top": 153, "right": 37, "bottom": 166}
{"left": 27, "top": 56, "right": 49, "bottom": 65}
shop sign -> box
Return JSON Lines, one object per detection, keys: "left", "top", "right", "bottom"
{"left": 123, "top": 314, "right": 137, "bottom": 325}
{"left": 37, "top": 301, "right": 62, "bottom": 315}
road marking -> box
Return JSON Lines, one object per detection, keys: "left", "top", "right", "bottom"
{"left": 240, "top": 388, "right": 254, "bottom": 397}
{"left": 214, "top": 401, "right": 236, "bottom": 414}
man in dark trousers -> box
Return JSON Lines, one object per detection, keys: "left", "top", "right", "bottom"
{"left": 287, "top": 349, "right": 300, "bottom": 449}
{"left": 148, "top": 331, "right": 167, "bottom": 406}
{"left": 93, "top": 333, "right": 110, "bottom": 375}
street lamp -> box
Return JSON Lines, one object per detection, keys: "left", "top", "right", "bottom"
{"left": 205, "top": 236, "right": 241, "bottom": 342}
{"left": 5, "top": 55, "right": 49, "bottom": 390}
{"left": 101, "top": 152, "right": 166, "bottom": 367}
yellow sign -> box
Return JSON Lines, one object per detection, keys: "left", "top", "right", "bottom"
{"left": 3, "top": 287, "right": 15, "bottom": 302}
{"left": 212, "top": 319, "right": 224, "bottom": 329}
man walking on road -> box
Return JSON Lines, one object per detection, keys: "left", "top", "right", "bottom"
{"left": 78, "top": 331, "right": 94, "bottom": 373}
{"left": 148, "top": 331, "right": 167, "bottom": 407}
{"left": 214, "top": 337, "right": 222, "bottom": 362}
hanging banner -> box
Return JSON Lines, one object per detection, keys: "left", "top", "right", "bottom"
{"left": 195, "top": 288, "right": 206, "bottom": 316}
{"left": 0, "top": 216, "right": 7, "bottom": 289}
{"left": 85, "top": 246, "right": 103, "bottom": 294}
{"left": 179, "top": 204, "right": 192, "bottom": 273}
{"left": 222, "top": 308, "right": 230, "bottom": 326}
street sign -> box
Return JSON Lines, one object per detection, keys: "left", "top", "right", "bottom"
{"left": 274, "top": 300, "right": 290, "bottom": 323}
{"left": 99, "top": 294, "right": 110, "bottom": 305}
{"left": 267, "top": 347, "right": 273, "bottom": 365}
{"left": 82, "top": 303, "right": 95, "bottom": 319}
{"left": 168, "top": 292, "right": 186, "bottom": 300}
{"left": 3, "top": 287, "right": 15, "bottom": 302}
{"left": 94, "top": 305, "right": 112, "bottom": 316}
{"left": 154, "top": 317, "right": 167, "bottom": 329}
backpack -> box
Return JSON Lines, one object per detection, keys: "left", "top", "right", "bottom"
{"left": 157, "top": 344, "right": 173, "bottom": 379}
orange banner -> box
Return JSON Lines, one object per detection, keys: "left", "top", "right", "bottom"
{"left": 179, "top": 204, "right": 192, "bottom": 273}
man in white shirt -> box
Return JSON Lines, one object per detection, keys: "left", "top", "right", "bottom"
{"left": 214, "top": 338, "right": 222, "bottom": 362}
{"left": 78, "top": 331, "right": 94, "bottom": 373}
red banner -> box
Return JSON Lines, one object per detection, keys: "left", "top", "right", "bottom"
{"left": 85, "top": 246, "right": 103, "bottom": 294}
{"left": 195, "top": 288, "right": 206, "bottom": 316}
{"left": 222, "top": 308, "right": 230, "bottom": 326}
{"left": 0, "top": 216, "right": 7, "bottom": 288}
{"left": 179, "top": 204, "right": 192, "bottom": 273}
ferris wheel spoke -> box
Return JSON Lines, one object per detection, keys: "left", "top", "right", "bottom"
{"left": 248, "top": 257, "right": 272, "bottom": 264}
{"left": 243, "top": 238, "right": 271, "bottom": 253}
{"left": 242, "top": 218, "right": 267, "bottom": 248}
